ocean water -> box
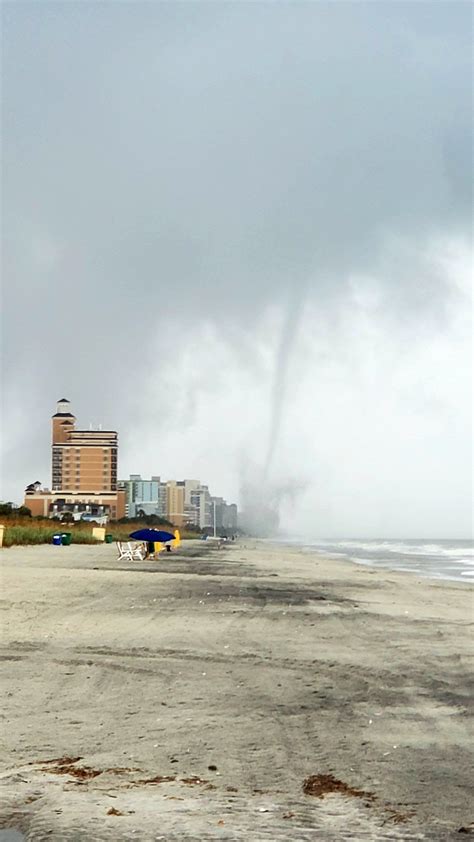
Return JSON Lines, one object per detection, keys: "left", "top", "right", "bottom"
{"left": 281, "top": 538, "right": 474, "bottom": 583}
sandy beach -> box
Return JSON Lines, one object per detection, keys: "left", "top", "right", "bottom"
{"left": 0, "top": 539, "right": 472, "bottom": 840}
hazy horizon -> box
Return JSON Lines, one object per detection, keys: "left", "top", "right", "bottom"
{"left": 1, "top": 2, "right": 472, "bottom": 539}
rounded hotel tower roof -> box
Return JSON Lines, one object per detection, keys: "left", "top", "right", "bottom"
{"left": 52, "top": 398, "right": 75, "bottom": 418}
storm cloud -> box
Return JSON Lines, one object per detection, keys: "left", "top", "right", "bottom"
{"left": 1, "top": 2, "right": 472, "bottom": 536}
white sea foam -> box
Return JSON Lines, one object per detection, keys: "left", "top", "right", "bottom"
{"left": 281, "top": 537, "right": 474, "bottom": 583}
{"left": 328, "top": 540, "right": 473, "bottom": 558}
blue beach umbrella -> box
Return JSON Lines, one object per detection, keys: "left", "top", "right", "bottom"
{"left": 129, "top": 528, "right": 175, "bottom": 543}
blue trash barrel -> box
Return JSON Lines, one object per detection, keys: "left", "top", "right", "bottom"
{"left": 52, "top": 534, "right": 62, "bottom": 546}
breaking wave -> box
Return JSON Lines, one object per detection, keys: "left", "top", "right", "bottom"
{"left": 279, "top": 537, "right": 474, "bottom": 583}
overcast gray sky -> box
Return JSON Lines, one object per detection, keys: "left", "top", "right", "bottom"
{"left": 1, "top": 1, "right": 472, "bottom": 537}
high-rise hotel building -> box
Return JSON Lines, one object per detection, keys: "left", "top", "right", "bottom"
{"left": 51, "top": 399, "right": 118, "bottom": 494}
{"left": 24, "top": 399, "right": 125, "bottom": 521}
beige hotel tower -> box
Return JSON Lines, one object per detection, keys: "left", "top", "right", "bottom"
{"left": 24, "top": 399, "right": 125, "bottom": 520}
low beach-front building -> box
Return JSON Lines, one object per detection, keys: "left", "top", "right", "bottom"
{"left": 24, "top": 399, "right": 125, "bottom": 522}
{"left": 23, "top": 489, "right": 125, "bottom": 522}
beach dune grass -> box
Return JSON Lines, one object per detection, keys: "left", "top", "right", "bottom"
{"left": 2, "top": 524, "right": 97, "bottom": 547}
{"left": 1, "top": 517, "right": 198, "bottom": 547}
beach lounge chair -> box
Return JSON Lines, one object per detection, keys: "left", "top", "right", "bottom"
{"left": 116, "top": 541, "right": 146, "bottom": 562}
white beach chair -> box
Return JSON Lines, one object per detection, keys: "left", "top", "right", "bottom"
{"left": 116, "top": 541, "right": 132, "bottom": 561}
{"left": 116, "top": 541, "right": 146, "bottom": 562}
